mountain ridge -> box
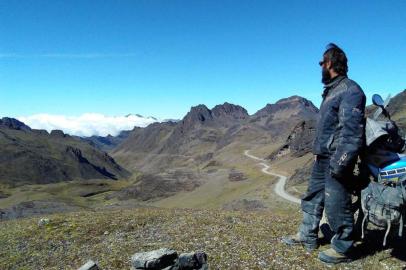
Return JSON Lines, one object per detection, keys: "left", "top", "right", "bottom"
{"left": 0, "top": 117, "right": 131, "bottom": 186}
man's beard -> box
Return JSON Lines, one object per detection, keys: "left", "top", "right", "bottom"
{"left": 321, "top": 67, "right": 332, "bottom": 84}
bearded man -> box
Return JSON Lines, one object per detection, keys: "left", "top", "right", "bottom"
{"left": 282, "top": 43, "right": 366, "bottom": 264}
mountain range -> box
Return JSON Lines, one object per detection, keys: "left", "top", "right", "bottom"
{"left": 112, "top": 96, "right": 318, "bottom": 173}
{"left": 1, "top": 90, "right": 405, "bottom": 216}
{"left": 0, "top": 118, "right": 130, "bottom": 186}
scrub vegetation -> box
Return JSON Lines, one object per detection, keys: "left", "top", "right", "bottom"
{"left": 1, "top": 208, "right": 405, "bottom": 269}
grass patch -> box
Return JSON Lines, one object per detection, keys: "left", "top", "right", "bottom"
{"left": 0, "top": 176, "right": 141, "bottom": 210}
{"left": 1, "top": 208, "right": 405, "bottom": 269}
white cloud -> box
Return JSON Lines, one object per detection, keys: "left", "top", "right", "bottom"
{"left": 17, "top": 113, "right": 160, "bottom": 137}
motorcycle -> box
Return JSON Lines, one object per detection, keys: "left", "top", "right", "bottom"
{"left": 320, "top": 93, "right": 406, "bottom": 247}
{"left": 358, "top": 93, "right": 406, "bottom": 246}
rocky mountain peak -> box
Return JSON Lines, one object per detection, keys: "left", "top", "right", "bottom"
{"left": 254, "top": 95, "right": 318, "bottom": 118}
{"left": 211, "top": 102, "right": 249, "bottom": 120}
{"left": 0, "top": 117, "right": 31, "bottom": 131}
{"left": 125, "top": 113, "right": 158, "bottom": 121}
{"left": 276, "top": 95, "right": 317, "bottom": 107}
{"left": 50, "top": 130, "right": 66, "bottom": 138}
{"left": 183, "top": 104, "right": 213, "bottom": 123}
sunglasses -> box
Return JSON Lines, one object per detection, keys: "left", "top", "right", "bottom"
{"left": 319, "top": 59, "right": 329, "bottom": 66}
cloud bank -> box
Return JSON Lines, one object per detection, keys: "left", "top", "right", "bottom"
{"left": 17, "top": 113, "right": 159, "bottom": 137}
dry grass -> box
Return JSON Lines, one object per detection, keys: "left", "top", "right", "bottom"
{"left": 0, "top": 177, "right": 140, "bottom": 210}
{"left": 1, "top": 208, "right": 405, "bottom": 270}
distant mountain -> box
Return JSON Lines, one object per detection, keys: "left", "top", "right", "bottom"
{"left": 0, "top": 118, "right": 130, "bottom": 186}
{"left": 271, "top": 89, "right": 405, "bottom": 163}
{"left": 114, "top": 102, "right": 250, "bottom": 155}
{"left": 177, "top": 102, "right": 249, "bottom": 131}
{"left": 109, "top": 97, "right": 319, "bottom": 203}
{"left": 0, "top": 117, "right": 31, "bottom": 131}
{"left": 82, "top": 129, "right": 132, "bottom": 152}
{"left": 162, "top": 118, "right": 181, "bottom": 123}
{"left": 250, "top": 96, "right": 319, "bottom": 138}
{"left": 387, "top": 89, "right": 406, "bottom": 129}
{"left": 284, "top": 89, "right": 406, "bottom": 186}
{"left": 112, "top": 97, "right": 317, "bottom": 176}
{"left": 125, "top": 113, "right": 158, "bottom": 121}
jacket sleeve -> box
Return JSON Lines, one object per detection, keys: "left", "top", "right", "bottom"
{"left": 330, "top": 85, "right": 366, "bottom": 177}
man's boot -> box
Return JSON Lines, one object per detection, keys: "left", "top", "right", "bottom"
{"left": 318, "top": 248, "right": 352, "bottom": 264}
{"left": 281, "top": 233, "right": 319, "bottom": 251}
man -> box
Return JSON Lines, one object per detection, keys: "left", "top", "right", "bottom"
{"left": 282, "top": 43, "right": 366, "bottom": 264}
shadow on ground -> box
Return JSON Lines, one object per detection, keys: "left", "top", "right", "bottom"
{"left": 353, "top": 228, "right": 406, "bottom": 262}
{"left": 320, "top": 222, "right": 406, "bottom": 262}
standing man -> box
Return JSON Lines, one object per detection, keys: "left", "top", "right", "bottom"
{"left": 282, "top": 43, "right": 366, "bottom": 264}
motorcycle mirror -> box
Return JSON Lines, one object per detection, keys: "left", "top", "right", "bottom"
{"left": 372, "top": 94, "right": 385, "bottom": 107}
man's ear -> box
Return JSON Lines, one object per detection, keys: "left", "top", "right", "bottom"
{"left": 326, "top": 60, "right": 332, "bottom": 70}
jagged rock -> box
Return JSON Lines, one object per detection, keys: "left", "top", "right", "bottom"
{"left": 0, "top": 117, "right": 31, "bottom": 131}
{"left": 50, "top": 129, "right": 66, "bottom": 137}
{"left": 77, "top": 260, "right": 99, "bottom": 270}
{"left": 176, "top": 251, "right": 208, "bottom": 270}
{"left": 131, "top": 249, "right": 208, "bottom": 270}
{"left": 253, "top": 96, "right": 319, "bottom": 119}
{"left": 268, "top": 120, "right": 317, "bottom": 160}
{"left": 177, "top": 102, "right": 248, "bottom": 134}
{"left": 32, "top": 129, "right": 49, "bottom": 135}
{"left": 187, "top": 105, "right": 213, "bottom": 122}
{"left": 211, "top": 102, "right": 248, "bottom": 120}
{"left": 131, "top": 248, "right": 178, "bottom": 269}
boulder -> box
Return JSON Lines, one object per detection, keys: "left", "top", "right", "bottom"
{"left": 131, "top": 248, "right": 178, "bottom": 269}
{"left": 77, "top": 260, "right": 99, "bottom": 270}
{"left": 176, "top": 251, "right": 208, "bottom": 270}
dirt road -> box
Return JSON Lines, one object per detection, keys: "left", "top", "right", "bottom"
{"left": 244, "top": 150, "right": 300, "bottom": 204}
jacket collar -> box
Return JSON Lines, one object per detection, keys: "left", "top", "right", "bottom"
{"left": 322, "top": 75, "right": 347, "bottom": 99}
{"left": 324, "top": 75, "right": 346, "bottom": 89}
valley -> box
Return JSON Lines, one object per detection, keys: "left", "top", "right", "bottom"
{"left": 1, "top": 90, "right": 405, "bottom": 269}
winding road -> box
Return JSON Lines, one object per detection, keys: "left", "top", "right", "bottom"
{"left": 244, "top": 150, "right": 301, "bottom": 205}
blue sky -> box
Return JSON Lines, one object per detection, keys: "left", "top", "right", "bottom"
{"left": 1, "top": 0, "right": 405, "bottom": 120}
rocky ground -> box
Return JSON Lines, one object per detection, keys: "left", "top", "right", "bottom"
{"left": 1, "top": 208, "right": 405, "bottom": 270}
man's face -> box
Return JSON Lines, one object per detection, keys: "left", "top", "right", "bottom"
{"left": 319, "top": 56, "right": 331, "bottom": 84}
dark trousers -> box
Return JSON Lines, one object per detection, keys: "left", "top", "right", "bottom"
{"left": 299, "top": 156, "right": 354, "bottom": 254}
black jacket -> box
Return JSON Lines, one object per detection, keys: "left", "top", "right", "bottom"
{"left": 312, "top": 75, "right": 366, "bottom": 177}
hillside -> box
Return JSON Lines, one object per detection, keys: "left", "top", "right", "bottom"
{"left": 270, "top": 89, "right": 406, "bottom": 190}
{"left": 251, "top": 95, "right": 318, "bottom": 137}
{"left": 1, "top": 91, "right": 403, "bottom": 218}
{"left": 0, "top": 117, "right": 130, "bottom": 186}
{"left": 110, "top": 97, "right": 318, "bottom": 205}
{"left": 1, "top": 92, "right": 405, "bottom": 269}
{"left": 387, "top": 89, "right": 406, "bottom": 129}
{"left": 1, "top": 207, "right": 405, "bottom": 270}
{"left": 82, "top": 130, "right": 132, "bottom": 152}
